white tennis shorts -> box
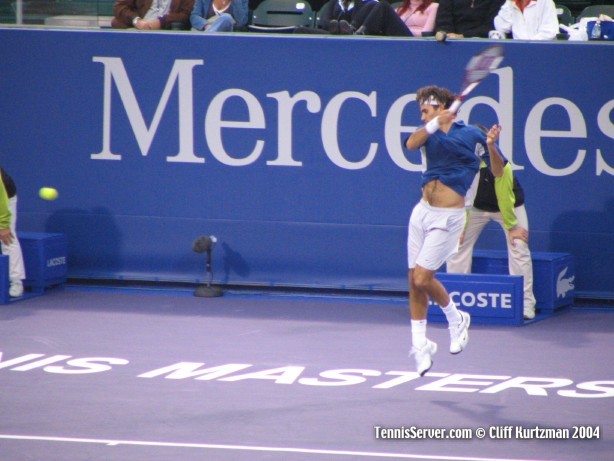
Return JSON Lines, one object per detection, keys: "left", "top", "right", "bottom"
{"left": 407, "top": 200, "right": 466, "bottom": 271}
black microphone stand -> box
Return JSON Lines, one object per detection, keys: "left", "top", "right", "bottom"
{"left": 194, "top": 236, "right": 223, "bottom": 297}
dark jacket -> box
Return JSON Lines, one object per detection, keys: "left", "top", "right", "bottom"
{"left": 319, "top": 0, "right": 376, "bottom": 30}
{"left": 435, "top": 0, "right": 505, "bottom": 38}
{"left": 112, "top": 0, "right": 195, "bottom": 29}
{"left": 0, "top": 168, "right": 16, "bottom": 199}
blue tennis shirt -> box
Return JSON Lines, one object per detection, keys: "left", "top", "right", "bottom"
{"left": 419, "top": 121, "right": 483, "bottom": 197}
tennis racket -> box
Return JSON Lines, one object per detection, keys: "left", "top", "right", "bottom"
{"left": 449, "top": 45, "right": 505, "bottom": 114}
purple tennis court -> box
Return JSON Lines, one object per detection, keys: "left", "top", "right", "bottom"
{"left": 1, "top": 286, "right": 611, "bottom": 461}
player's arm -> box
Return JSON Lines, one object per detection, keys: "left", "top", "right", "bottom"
{"left": 0, "top": 180, "right": 12, "bottom": 245}
{"left": 485, "top": 124, "right": 504, "bottom": 177}
{"left": 406, "top": 110, "right": 455, "bottom": 150}
{"left": 405, "top": 125, "right": 432, "bottom": 150}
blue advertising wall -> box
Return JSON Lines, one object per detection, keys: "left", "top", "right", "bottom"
{"left": 0, "top": 28, "right": 612, "bottom": 297}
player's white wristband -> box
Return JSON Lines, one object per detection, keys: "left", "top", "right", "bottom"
{"left": 132, "top": 16, "right": 141, "bottom": 26}
{"left": 425, "top": 118, "right": 441, "bottom": 135}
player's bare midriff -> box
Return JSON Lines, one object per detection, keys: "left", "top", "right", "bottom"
{"left": 422, "top": 179, "right": 464, "bottom": 208}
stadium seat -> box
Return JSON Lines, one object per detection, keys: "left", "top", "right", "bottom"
{"left": 576, "top": 4, "right": 614, "bottom": 20}
{"left": 249, "top": 0, "right": 315, "bottom": 32}
{"left": 555, "top": 4, "right": 574, "bottom": 26}
{"left": 558, "top": 1, "right": 591, "bottom": 16}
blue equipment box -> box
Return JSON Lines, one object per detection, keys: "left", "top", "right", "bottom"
{"left": 471, "top": 250, "right": 574, "bottom": 310}
{"left": 18, "top": 232, "right": 68, "bottom": 291}
{"left": 427, "top": 273, "right": 524, "bottom": 326}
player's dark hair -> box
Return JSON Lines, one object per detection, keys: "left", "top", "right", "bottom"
{"left": 416, "top": 86, "right": 457, "bottom": 109}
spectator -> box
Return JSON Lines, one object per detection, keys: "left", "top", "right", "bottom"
{"left": 0, "top": 167, "right": 26, "bottom": 298}
{"left": 435, "top": 0, "right": 505, "bottom": 38}
{"left": 396, "top": 0, "right": 439, "bottom": 36}
{"left": 493, "top": 0, "right": 559, "bottom": 40}
{"left": 112, "top": 0, "right": 195, "bottom": 30}
{"left": 317, "top": 0, "right": 414, "bottom": 36}
{"left": 191, "top": 0, "right": 249, "bottom": 32}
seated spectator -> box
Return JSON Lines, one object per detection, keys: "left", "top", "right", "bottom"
{"left": 112, "top": 0, "right": 195, "bottom": 30}
{"left": 493, "top": 0, "right": 558, "bottom": 40}
{"left": 191, "top": 0, "right": 249, "bottom": 32}
{"left": 396, "top": 0, "right": 439, "bottom": 36}
{"left": 317, "top": 0, "right": 414, "bottom": 36}
{"left": 435, "top": 0, "right": 505, "bottom": 38}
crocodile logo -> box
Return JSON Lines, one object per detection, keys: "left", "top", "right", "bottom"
{"left": 557, "top": 267, "right": 575, "bottom": 298}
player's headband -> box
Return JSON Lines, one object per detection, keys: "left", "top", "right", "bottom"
{"left": 420, "top": 96, "right": 441, "bottom": 106}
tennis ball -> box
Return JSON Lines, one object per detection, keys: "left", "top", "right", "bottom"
{"left": 435, "top": 31, "right": 447, "bottom": 42}
{"left": 39, "top": 187, "right": 59, "bottom": 201}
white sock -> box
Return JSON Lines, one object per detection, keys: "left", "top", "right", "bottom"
{"left": 411, "top": 319, "right": 427, "bottom": 348}
{"left": 441, "top": 300, "right": 462, "bottom": 326}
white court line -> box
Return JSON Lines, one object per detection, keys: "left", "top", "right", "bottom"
{"left": 0, "top": 434, "right": 549, "bottom": 461}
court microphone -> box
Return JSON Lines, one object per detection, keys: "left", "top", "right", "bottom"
{"left": 193, "top": 235, "right": 216, "bottom": 253}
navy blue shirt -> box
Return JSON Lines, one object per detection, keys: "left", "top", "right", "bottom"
{"left": 420, "top": 121, "right": 482, "bottom": 197}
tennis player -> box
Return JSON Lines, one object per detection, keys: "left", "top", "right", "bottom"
{"left": 404, "top": 85, "right": 483, "bottom": 376}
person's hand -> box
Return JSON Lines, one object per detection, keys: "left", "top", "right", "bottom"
{"left": 509, "top": 227, "right": 528, "bottom": 247}
{"left": 437, "top": 109, "right": 457, "bottom": 126}
{"left": 148, "top": 19, "right": 162, "bottom": 30}
{"left": 0, "top": 228, "right": 12, "bottom": 246}
{"left": 486, "top": 124, "right": 502, "bottom": 144}
{"left": 135, "top": 19, "right": 161, "bottom": 30}
{"left": 447, "top": 33, "right": 464, "bottom": 38}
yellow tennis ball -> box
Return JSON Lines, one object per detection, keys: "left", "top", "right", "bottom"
{"left": 39, "top": 187, "right": 59, "bottom": 201}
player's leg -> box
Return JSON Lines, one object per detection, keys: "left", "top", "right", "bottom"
{"left": 407, "top": 202, "right": 438, "bottom": 376}
{"left": 446, "top": 207, "right": 490, "bottom": 274}
{"left": 408, "top": 266, "right": 438, "bottom": 376}
{"left": 415, "top": 206, "right": 471, "bottom": 355}
{"left": 415, "top": 244, "right": 471, "bottom": 355}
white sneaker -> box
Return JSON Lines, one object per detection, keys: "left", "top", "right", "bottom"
{"left": 409, "top": 339, "right": 437, "bottom": 376}
{"left": 9, "top": 281, "right": 24, "bottom": 298}
{"left": 524, "top": 306, "right": 536, "bottom": 320}
{"left": 449, "top": 311, "right": 470, "bottom": 354}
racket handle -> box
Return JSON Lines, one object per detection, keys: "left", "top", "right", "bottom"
{"left": 449, "top": 99, "right": 462, "bottom": 114}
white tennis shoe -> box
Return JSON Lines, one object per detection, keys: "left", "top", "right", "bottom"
{"left": 9, "top": 281, "right": 23, "bottom": 298}
{"left": 410, "top": 339, "right": 437, "bottom": 376}
{"left": 449, "top": 311, "right": 470, "bottom": 354}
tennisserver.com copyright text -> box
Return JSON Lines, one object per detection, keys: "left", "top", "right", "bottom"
{"left": 374, "top": 425, "right": 600, "bottom": 440}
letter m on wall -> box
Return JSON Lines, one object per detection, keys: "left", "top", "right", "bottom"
{"left": 91, "top": 57, "right": 204, "bottom": 163}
